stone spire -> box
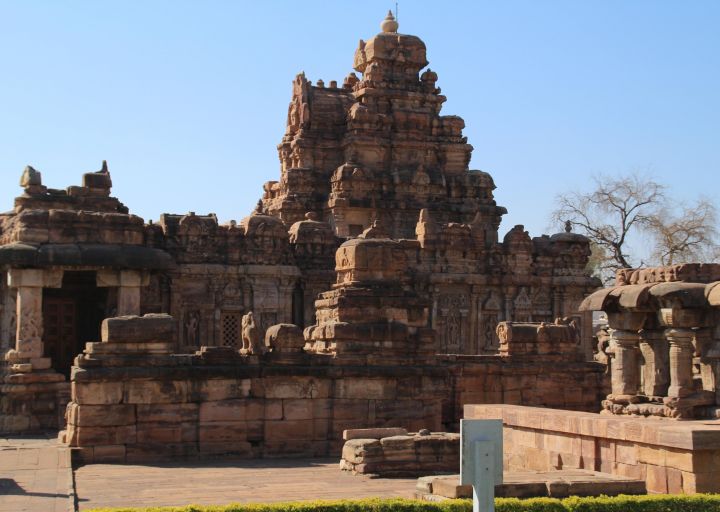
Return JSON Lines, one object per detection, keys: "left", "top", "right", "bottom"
{"left": 381, "top": 10, "right": 399, "bottom": 33}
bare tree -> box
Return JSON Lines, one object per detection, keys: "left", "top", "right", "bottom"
{"left": 552, "top": 174, "right": 719, "bottom": 280}
{"left": 551, "top": 173, "right": 665, "bottom": 275}
{"left": 647, "top": 198, "right": 719, "bottom": 265}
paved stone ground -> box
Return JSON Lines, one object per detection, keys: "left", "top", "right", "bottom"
{"left": 0, "top": 436, "right": 74, "bottom": 512}
{"left": 74, "top": 458, "right": 418, "bottom": 510}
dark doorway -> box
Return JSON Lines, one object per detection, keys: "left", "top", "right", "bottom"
{"left": 292, "top": 283, "right": 305, "bottom": 328}
{"left": 43, "top": 271, "right": 108, "bottom": 377}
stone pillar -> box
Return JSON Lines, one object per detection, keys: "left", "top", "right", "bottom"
{"left": 695, "top": 327, "right": 719, "bottom": 395}
{"left": 14, "top": 282, "right": 43, "bottom": 358}
{"left": 117, "top": 270, "right": 143, "bottom": 316}
{"left": 0, "top": 273, "right": 8, "bottom": 353}
{"left": 5, "top": 269, "right": 61, "bottom": 361}
{"left": 97, "top": 270, "right": 148, "bottom": 317}
{"left": 504, "top": 287, "right": 515, "bottom": 322}
{"left": 665, "top": 328, "right": 695, "bottom": 398}
{"left": 552, "top": 288, "right": 562, "bottom": 319}
{"left": 609, "top": 329, "right": 641, "bottom": 400}
{"left": 638, "top": 328, "right": 670, "bottom": 397}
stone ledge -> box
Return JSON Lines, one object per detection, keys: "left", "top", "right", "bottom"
{"left": 465, "top": 404, "right": 720, "bottom": 451}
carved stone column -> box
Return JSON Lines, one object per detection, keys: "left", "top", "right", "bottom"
{"left": 6, "top": 269, "right": 62, "bottom": 362}
{"left": 638, "top": 328, "right": 669, "bottom": 397}
{"left": 7, "top": 269, "right": 62, "bottom": 360}
{"left": 695, "top": 327, "right": 719, "bottom": 394}
{"left": 665, "top": 328, "right": 696, "bottom": 398}
{"left": 14, "top": 280, "right": 43, "bottom": 358}
{"left": 609, "top": 329, "right": 641, "bottom": 400}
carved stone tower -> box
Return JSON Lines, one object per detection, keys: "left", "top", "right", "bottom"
{"left": 261, "top": 12, "right": 507, "bottom": 240}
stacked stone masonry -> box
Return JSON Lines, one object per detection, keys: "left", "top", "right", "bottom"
{"left": 1, "top": 14, "right": 605, "bottom": 437}
{"left": 467, "top": 404, "right": 720, "bottom": 494}
{"left": 340, "top": 427, "right": 459, "bottom": 476}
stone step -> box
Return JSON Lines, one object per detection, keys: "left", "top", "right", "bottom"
{"left": 417, "top": 470, "right": 646, "bottom": 500}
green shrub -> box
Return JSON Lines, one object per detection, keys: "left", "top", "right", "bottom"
{"left": 86, "top": 495, "right": 720, "bottom": 512}
{"left": 563, "top": 494, "right": 720, "bottom": 512}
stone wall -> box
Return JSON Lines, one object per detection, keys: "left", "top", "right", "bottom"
{"left": 62, "top": 314, "right": 607, "bottom": 463}
{"left": 64, "top": 315, "right": 447, "bottom": 464}
{"left": 447, "top": 357, "right": 607, "bottom": 429}
{"left": 466, "top": 404, "right": 720, "bottom": 494}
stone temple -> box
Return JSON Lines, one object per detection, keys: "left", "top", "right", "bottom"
{"left": 0, "top": 13, "right": 606, "bottom": 457}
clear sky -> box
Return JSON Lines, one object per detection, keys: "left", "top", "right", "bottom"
{"left": 1, "top": 1, "right": 718, "bottom": 242}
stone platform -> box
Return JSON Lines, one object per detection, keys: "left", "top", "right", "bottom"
{"left": 466, "top": 404, "right": 720, "bottom": 494}
{"left": 417, "top": 469, "right": 646, "bottom": 500}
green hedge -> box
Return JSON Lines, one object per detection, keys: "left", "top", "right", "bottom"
{"left": 86, "top": 495, "right": 720, "bottom": 512}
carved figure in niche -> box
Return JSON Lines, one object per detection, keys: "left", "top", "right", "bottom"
{"left": 481, "top": 291, "right": 502, "bottom": 351}
{"left": 289, "top": 100, "right": 299, "bottom": 128}
{"left": 241, "top": 311, "right": 263, "bottom": 354}
{"left": 482, "top": 314, "right": 499, "bottom": 351}
{"left": 446, "top": 306, "right": 461, "bottom": 350}
{"left": 439, "top": 294, "right": 467, "bottom": 352}
{"left": 184, "top": 310, "right": 200, "bottom": 346}
{"left": 513, "top": 288, "right": 532, "bottom": 322}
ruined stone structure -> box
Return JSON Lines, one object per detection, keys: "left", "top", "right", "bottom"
{"left": 471, "top": 264, "right": 720, "bottom": 495}
{"left": 580, "top": 263, "right": 720, "bottom": 419}
{"left": 1, "top": 13, "right": 605, "bottom": 438}
{"left": 340, "top": 427, "right": 460, "bottom": 477}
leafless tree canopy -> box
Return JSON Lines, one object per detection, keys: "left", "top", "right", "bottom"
{"left": 551, "top": 173, "right": 719, "bottom": 281}
{"left": 648, "top": 199, "right": 719, "bottom": 265}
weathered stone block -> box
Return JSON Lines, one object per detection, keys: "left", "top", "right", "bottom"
{"left": 265, "top": 419, "right": 314, "bottom": 440}
{"left": 70, "top": 424, "right": 137, "bottom": 446}
{"left": 101, "top": 314, "right": 175, "bottom": 344}
{"left": 189, "top": 378, "right": 251, "bottom": 402}
{"left": 72, "top": 381, "right": 123, "bottom": 405}
{"left": 199, "top": 422, "right": 247, "bottom": 442}
{"left": 124, "top": 380, "right": 187, "bottom": 404}
{"left": 335, "top": 378, "right": 396, "bottom": 399}
{"left": 135, "top": 403, "right": 198, "bottom": 423}
{"left": 265, "top": 324, "right": 305, "bottom": 352}
{"left": 92, "top": 444, "right": 126, "bottom": 463}
{"left": 262, "top": 377, "right": 331, "bottom": 399}
{"left": 136, "top": 423, "right": 184, "bottom": 443}
{"left": 199, "top": 400, "right": 247, "bottom": 422}
{"left": 343, "top": 427, "right": 408, "bottom": 440}
{"left": 67, "top": 403, "right": 135, "bottom": 427}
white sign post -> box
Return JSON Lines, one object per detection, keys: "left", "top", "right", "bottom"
{"left": 460, "top": 419, "right": 503, "bottom": 512}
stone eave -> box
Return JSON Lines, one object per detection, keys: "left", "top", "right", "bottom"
{"left": 0, "top": 242, "right": 174, "bottom": 270}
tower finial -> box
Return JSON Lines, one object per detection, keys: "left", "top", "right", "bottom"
{"left": 381, "top": 10, "right": 399, "bottom": 33}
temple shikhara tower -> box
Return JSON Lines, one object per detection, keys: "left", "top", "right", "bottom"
{"left": 0, "top": 13, "right": 604, "bottom": 453}
{"left": 261, "top": 11, "right": 600, "bottom": 353}
{"left": 263, "top": 12, "right": 503, "bottom": 241}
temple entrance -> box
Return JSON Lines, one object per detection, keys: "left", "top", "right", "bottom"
{"left": 43, "top": 271, "right": 109, "bottom": 377}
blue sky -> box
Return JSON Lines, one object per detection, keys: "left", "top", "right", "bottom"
{"left": 1, "top": 1, "right": 718, "bottom": 244}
